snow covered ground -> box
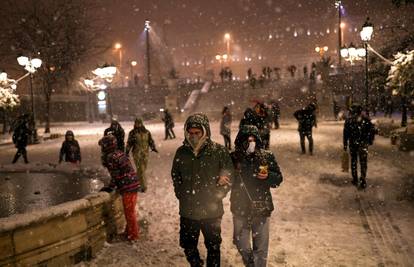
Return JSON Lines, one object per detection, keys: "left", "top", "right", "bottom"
{"left": 0, "top": 119, "right": 413, "bottom": 266}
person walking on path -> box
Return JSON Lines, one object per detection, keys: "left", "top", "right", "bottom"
{"left": 343, "top": 104, "right": 376, "bottom": 189}
{"left": 99, "top": 135, "right": 140, "bottom": 241}
{"left": 171, "top": 113, "right": 234, "bottom": 267}
{"left": 230, "top": 125, "right": 283, "bottom": 267}
{"left": 104, "top": 118, "right": 125, "bottom": 152}
{"left": 59, "top": 130, "right": 81, "bottom": 164}
{"left": 11, "top": 115, "right": 31, "bottom": 164}
{"left": 220, "top": 106, "right": 232, "bottom": 150}
{"left": 126, "top": 118, "right": 158, "bottom": 193}
{"left": 293, "top": 103, "right": 317, "bottom": 155}
{"left": 270, "top": 101, "right": 281, "bottom": 129}
{"left": 240, "top": 102, "right": 271, "bottom": 149}
{"left": 162, "top": 109, "right": 176, "bottom": 140}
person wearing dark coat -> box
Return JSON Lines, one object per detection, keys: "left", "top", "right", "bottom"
{"left": 171, "top": 113, "right": 234, "bottom": 267}
{"left": 343, "top": 104, "right": 376, "bottom": 189}
{"left": 231, "top": 125, "right": 283, "bottom": 267}
{"left": 59, "top": 130, "right": 81, "bottom": 164}
{"left": 294, "top": 103, "right": 317, "bottom": 155}
{"left": 11, "top": 117, "right": 31, "bottom": 164}
{"left": 162, "top": 109, "right": 176, "bottom": 140}
{"left": 270, "top": 101, "right": 281, "bottom": 129}
{"left": 104, "top": 119, "right": 125, "bottom": 152}
{"left": 220, "top": 106, "right": 232, "bottom": 150}
{"left": 240, "top": 103, "right": 271, "bottom": 149}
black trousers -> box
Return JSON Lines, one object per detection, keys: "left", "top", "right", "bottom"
{"left": 180, "top": 217, "right": 222, "bottom": 267}
{"left": 273, "top": 117, "right": 280, "bottom": 129}
{"left": 299, "top": 131, "right": 313, "bottom": 153}
{"left": 350, "top": 146, "right": 368, "bottom": 181}
{"left": 223, "top": 135, "right": 231, "bottom": 150}
{"left": 165, "top": 126, "right": 176, "bottom": 139}
{"left": 12, "top": 146, "right": 28, "bottom": 163}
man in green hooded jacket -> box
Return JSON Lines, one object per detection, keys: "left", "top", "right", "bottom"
{"left": 126, "top": 118, "right": 158, "bottom": 192}
{"left": 171, "top": 113, "right": 234, "bottom": 267}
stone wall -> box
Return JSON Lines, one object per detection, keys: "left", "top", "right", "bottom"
{"left": 0, "top": 192, "right": 125, "bottom": 266}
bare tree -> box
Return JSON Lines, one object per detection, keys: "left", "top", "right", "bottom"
{"left": 0, "top": 0, "right": 109, "bottom": 133}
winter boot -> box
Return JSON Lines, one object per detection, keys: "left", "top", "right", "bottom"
{"left": 12, "top": 153, "right": 20, "bottom": 164}
{"left": 351, "top": 178, "right": 358, "bottom": 187}
{"left": 359, "top": 178, "right": 367, "bottom": 190}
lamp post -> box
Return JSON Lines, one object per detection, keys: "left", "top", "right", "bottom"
{"left": 340, "top": 43, "right": 366, "bottom": 103}
{"left": 145, "top": 19, "right": 151, "bottom": 86}
{"left": 114, "top": 43, "right": 123, "bottom": 86}
{"left": 335, "top": 0, "right": 343, "bottom": 67}
{"left": 130, "top": 60, "right": 137, "bottom": 86}
{"left": 224, "top": 33, "right": 231, "bottom": 64}
{"left": 360, "top": 17, "right": 374, "bottom": 113}
{"left": 17, "top": 55, "right": 42, "bottom": 143}
{"left": 315, "top": 46, "right": 329, "bottom": 57}
{"left": 92, "top": 64, "right": 117, "bottom": 119}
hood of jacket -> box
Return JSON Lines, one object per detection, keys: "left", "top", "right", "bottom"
{"left": 65, "top": 130, "right": 75, "bottom": 141}
{"left": 234, "top": 125, "right": 263, "bottom": 151}
{"left": 183, "top": 113, "right": 211, "bottom": 155}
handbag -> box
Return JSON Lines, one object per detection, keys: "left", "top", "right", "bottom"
{"left": 238, "top": 173, "right": 271, "bottom": 217}
{"left": 341, "top": 151, "right": 349, "bottom": 172}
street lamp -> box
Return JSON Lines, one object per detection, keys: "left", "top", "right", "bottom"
{"left": 315, "top": 46, "right": 329, "bottom": 57}
{"left": 224, "top": 33, "right": 231, "bottom": 61}
{"left": 360, "top": 17, "right": 374, "bottom": 113}
{"left": 17, "top": 55, "right": 42, "bottom": 143}
{"left": 341, "top": 43, "right": 366, "bottom": 103}
{"left": 114, "top": 43, "right": 123, "bottom": 86}
{"left": 216, "top": 54, "right": 229, "bottom": 69}
{"left": 335, "top": 0, "right": 343, "bottom": 67}
{"left": 145, "top": 19, "right": 151, "bottom": 86}
{"left": 130, "top": 60, "right": 137, "bottom": 85}
{"left": 92, "top": 64, "right": 117, "bottom": 119}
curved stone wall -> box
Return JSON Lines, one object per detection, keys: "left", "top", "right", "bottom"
{"left": 0, "top": 192, "right": 125, "bottom": 266}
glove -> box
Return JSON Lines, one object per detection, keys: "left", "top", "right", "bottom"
{"left": 100, "top": 186, "right": 114, "bottom": 193}
{"left": 152, "top": 148, "right": 159, "bottom": 153}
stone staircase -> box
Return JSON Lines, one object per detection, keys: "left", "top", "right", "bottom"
{"left": 188, "top": 79, "right": 316, "bottom": 121}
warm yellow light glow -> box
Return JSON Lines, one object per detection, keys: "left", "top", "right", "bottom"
{"left": 224, "top": 33, "right": 231, "bottom": 40}
{"left": 114, "top": 43, "right": 122, "bottom": 49}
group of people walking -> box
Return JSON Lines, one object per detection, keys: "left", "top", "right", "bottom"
{"left": 93, "top": 112, "right": 283, "bottom": 267}
{"left": 8, "top": 100, "right": 376, "bottom": 266}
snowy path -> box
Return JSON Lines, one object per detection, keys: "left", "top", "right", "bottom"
{"left": 0, "top": 120, "right": 413, "bottom": 266}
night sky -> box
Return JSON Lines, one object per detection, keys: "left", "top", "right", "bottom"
{"left": 96, "top": 0, "right": 412, "bottom": 77}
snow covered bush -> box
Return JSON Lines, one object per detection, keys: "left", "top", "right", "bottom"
{"left": 387, "top": 50, "right": 414, "bottom": 96}
{"left": 0, "top": 87, "right": 20, "bottom": 109}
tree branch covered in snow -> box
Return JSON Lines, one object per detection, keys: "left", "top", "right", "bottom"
{"left": 387, "top": 50, "right": 414, "bottom": 96}
{"left": 0, "top": 88, "right": 20, "bottom": 109}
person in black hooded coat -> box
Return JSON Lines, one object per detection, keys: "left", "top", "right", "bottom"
{"left": 59, "top": 130, "right": 81, "bottom": 164}
{"left": 294, "top": 103, "right": 317, "bottom": 155}
{"left": 11, "top": 116, "right": 31, "bottom": 164}
{"left": 239, "top": 102, "right": 271, "bottom": 149}
{"left": 171, "top": 113, "right": 234, "bottom": 267}
{"left": 230, "top": 125, "right": 283, "bottom": 267}
{"left": 343, "top": 104, "right": 376, "bottom": 189}
{"left": 104, "top": 119, "right": 125, "bottom": 151}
